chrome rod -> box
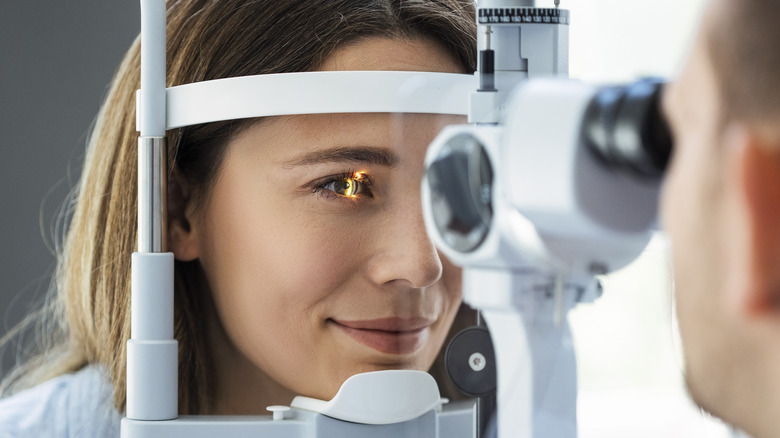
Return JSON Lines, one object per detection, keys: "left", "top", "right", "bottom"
{"left": 138, "top": 136, "right": 167, "bottom": 253}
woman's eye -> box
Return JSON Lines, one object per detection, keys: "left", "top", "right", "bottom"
{"left": 319, "top": 172, "right": 372, "bottom": 199}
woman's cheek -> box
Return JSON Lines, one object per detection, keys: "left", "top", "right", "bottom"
{"left": 271, "top": 216, "right": 370, "bottom": 296}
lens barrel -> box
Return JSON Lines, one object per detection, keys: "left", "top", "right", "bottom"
{"left": 427, "top": 133, "right": 494, "bottom": 253}
{"left": 583, "top": 78, "right": 673, "bottom": 179}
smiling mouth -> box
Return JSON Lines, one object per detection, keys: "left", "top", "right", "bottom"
{"left": 329, "top": 317, "right": 434, "bottom": 355}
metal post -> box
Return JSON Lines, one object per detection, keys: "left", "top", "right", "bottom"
{"left": 137, "top": 136, "right": 167, "bottom": 254}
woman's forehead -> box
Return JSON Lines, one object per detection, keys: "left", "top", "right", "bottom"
{"left": 319, "top": 36, "right": 465, "bottom": 74}
{"left": 230, "top": 112, "right": 463, "bottom": 161}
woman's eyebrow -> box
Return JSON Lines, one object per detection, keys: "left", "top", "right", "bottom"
{"left": 282, "top": 146, "right": 399, "bottom": 168}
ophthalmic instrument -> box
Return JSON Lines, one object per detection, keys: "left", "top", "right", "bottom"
{"left": 122, "top": 1, "right": 670, "bottom": 437}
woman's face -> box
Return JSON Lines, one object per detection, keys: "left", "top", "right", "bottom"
{"left": 174, "top": 37, "right": 466, "bottom": 407}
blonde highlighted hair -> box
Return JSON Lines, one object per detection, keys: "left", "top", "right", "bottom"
{"left": 1, "top": 0, "right": 476, "bottom": 414}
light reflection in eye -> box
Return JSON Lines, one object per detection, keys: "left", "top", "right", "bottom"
{"left": 329, "top": 171, "right": 368, "bottom": 198}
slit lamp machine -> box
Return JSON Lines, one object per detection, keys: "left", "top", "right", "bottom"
{"left": 123, "top": 0, "right": 671, "bottom": 437}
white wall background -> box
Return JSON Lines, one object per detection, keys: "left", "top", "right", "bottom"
{"left": 542, "top": 0, "right": 741, "bottom": 436}
{"left": 566, "top": 0, "right": 707, "bottom": 81}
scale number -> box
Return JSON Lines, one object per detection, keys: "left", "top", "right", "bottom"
{"left": 478, "top": 8, "right": 570, "bottom": 25}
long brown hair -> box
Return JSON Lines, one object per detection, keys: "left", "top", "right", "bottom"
{"left": 1, "top": 0, "right": 476, "bottom": 414}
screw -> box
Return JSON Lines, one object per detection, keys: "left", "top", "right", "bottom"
{"left": 267, "top": 405, "right": 290, "bottom": 421}
{"left": 589, "top": 262, "right": 608, "bottom": 276}
{"left": 469, "top": 352, "right": 487, "bottom": 372}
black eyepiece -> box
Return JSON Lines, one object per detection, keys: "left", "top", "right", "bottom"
{"left": 583, "top": 78, "right": 673, "bottom": 179}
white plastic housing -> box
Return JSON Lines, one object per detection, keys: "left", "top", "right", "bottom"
{"left": 426, "top": 81, "right": 658, "bottom": 279}
{"left": 470, "top": 270, "right": 578, "bottom": 438}
{"left": 139, "top": 0, "right": 166, "bottom": 137}
{"left": 423, "top": 124, "right": 553, "bottom": 278}
{"left": 422, "top": 78, "right": 661, "bottom": 438}
{"left": 127, "top": 339, "right": 178, "bottom": 420}
{"left": 290, "top": 370, "right": 442, "bottom": 425}
{"left": 502, "top": 79, "right": 657, "bottom": 275}
{"left": 127, "top": 252, "right": 178, "bottom": 420}
{"left": 131, "top": 252, "right": 174, "bottom": 340}
{"left": 136, "top": 72, "right": 474, "bottom": 131}
{"left": 471, "top": 4, "right": 569, "bottom": 123}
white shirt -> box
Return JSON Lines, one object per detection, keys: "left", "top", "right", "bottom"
{"left": 0, "top": 366, "right": 120, "bottom": 437}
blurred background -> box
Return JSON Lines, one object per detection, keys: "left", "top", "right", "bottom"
{"left": 0, "top": 1, "right": 139, "bottom": 367}
{"left": 1, "top": 0, "right": 732, "bottom": 436}
{"left": 557, "top": 0, "right": 734, "bottom": 436}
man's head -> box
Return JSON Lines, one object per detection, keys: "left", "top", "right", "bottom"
{"left": 662, "top": 0, "right": 780, "bottom": 435}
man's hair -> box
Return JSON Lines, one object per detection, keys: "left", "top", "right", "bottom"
{"left": 709, "top": 0, "right": 780, "bottom": 124}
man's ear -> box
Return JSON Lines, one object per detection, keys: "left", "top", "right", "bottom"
{"left": 729, "top": 123, "right": 780, "bottom": 316}
{"left": 167, "top": 170, "right": 201, "bottom": 262}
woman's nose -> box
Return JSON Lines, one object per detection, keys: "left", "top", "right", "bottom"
{"left": 365, "top": 197, "right": 443, "bottom": 289}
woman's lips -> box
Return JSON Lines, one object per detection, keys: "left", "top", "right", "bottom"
{"left": 330, "top": 317, "right": 434, "bottom": 355}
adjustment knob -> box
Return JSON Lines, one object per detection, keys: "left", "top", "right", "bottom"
{"left": 445, "top": 326, "right": 497, "bottom": 397}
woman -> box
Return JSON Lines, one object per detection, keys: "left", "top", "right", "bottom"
{"left": 0, "top": 0, "right": 476, "bottom": 434}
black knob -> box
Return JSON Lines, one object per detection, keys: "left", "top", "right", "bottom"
{"left": 445, "top": 326, "right": 496, "bottom": 397}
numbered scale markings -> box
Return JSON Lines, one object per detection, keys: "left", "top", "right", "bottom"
{"left": 478, "top": 8, "right": 570, "bottom": 25}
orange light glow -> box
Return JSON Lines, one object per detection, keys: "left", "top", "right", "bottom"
{"left": 344, "top": 171, "right": 366, "bottom": 198}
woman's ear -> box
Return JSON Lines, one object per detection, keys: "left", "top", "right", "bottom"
{"left": 729, "top": 124, "right": 780, "bottom": 317}
{"left": 167, "top": 170, "right": 201, "bottom": 261}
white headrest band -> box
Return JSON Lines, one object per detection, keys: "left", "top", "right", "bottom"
{"left": 136, "top": 71, "right": 475, "bottom": 131}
